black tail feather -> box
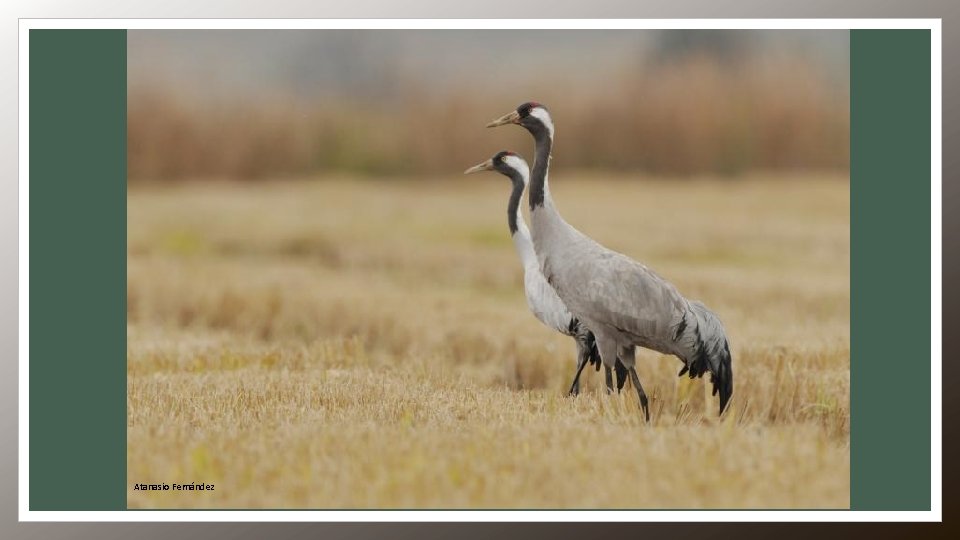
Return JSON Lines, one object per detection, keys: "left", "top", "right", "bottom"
{"left": 700, "top": 341, "right": 733, "bottom": 415}
{"left": 715, "top": 342, "right": 733, "bottom": 415}
{"left": 615, "top": 362, "right": 628, "bottom": 392}
{"left": 584, "top": 330, "right": 603, "bottom": 371}
{"left": 680, "top": 301, "right": 734, "bottom": 416}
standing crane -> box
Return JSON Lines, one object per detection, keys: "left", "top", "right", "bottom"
{"left": 485, "top": 102, "right": 734, "bottom": 420}
{"left": 464, "top": 150, "right": 627, "bottom": 395}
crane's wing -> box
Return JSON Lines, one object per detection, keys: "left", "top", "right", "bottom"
{"left": 548, "top": 245, "right": 688, "bottom": 352}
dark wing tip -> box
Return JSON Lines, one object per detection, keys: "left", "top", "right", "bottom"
{"left": 717, "top": 354, "right": 733, "bottom": 416}
{"left": 719, "top": 386, "right": 732, "bottom": 415}
{"left": 615, "top": 360, "right": 628, "bottom": 391}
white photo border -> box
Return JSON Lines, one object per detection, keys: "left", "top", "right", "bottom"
{"left": 17, "top": 17, "right": 943, "bottom": 523}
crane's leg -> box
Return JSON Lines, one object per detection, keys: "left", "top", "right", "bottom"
{"left": 567, "top": 358, "right": 589, "bottom": 396}
{"left": 567, "top": 340, "right": 590, "bottom": 396}
{"left": 630, "top": 367, "right": 650, "bottom": 424}
{"left": 592, "top": 334, "right": 619, "bottom": 394}
{"left": 628, "top": 368, "right": 651, "bottom": 423}
{"left": 617, "top": 347, "right": 649, "bottom": 422}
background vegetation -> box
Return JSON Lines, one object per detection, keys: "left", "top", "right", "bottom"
{"left": 128, "top": 30, "right": 849, "bottom": 180}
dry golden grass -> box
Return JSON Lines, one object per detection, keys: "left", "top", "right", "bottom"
{"left": 127, "top": 173, "right": 849, "bottom": 509}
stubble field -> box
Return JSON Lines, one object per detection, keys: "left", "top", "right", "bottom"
{"left": 127, "top": 173, "right": 850, "bottom": 509}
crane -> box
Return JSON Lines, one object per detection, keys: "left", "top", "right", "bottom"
{"left": 464, "top": 150, "right": 627, "bottom": 395}
{"left": 486, "top": 102, "right": 734, "bottom": 420}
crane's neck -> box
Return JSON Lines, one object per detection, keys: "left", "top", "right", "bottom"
{"left": 528, "top": 129, "right": 553, "bottom": 210}
{"left": 506, "top": 171, "right": 525, "bottom": 236}
{"left": 507, "top": 169, "right": 536, "bottom": 268}
{"left": 525, "top": 120, "right": 578, "bottom": 263}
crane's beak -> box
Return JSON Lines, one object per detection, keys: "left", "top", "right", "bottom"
{"left": 463, "top": 159, "right": 494, "bottom": 175}
{"left": 486, "top": 110, "right": 521, "bottom": 128}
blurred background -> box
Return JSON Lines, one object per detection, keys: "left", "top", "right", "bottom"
{"left": 128, "top": 29, "right": 849, "bottom": 181}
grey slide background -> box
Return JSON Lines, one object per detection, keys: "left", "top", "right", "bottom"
{"left": 3, "top": 0, "right": 954, "bottom": 538}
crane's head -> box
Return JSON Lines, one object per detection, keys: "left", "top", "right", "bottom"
{"left": 463, "top": 151, "right": 529, "bottom": 184}
{"left": 486, "top": 102, "right": 554, "bottom": 139}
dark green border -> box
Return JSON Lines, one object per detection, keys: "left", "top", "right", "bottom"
{"left": 29, "top": 29, "right": 127, "bottom": 510}
{"left": 850, "top": 29, "right": 931, "bottom": 511}
{"left": 24, "top": 28, "right": 934, "bottom": 512}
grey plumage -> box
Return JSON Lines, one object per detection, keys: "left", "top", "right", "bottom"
{"left": 486, "top": 102, "right": 734, "bottom": 418}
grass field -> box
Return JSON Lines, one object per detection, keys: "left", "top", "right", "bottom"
{"left": 127, "top": 173, "right": 850, "bottom": 509}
